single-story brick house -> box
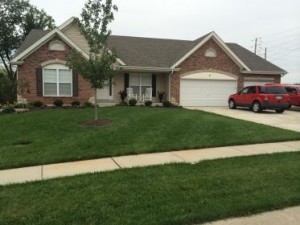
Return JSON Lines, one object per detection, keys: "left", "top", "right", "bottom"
{"left": 11, "top": 17, "right": 286, "bottom": 106}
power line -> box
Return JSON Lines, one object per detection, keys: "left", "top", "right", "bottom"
{"left": 259, "top": 27, "right": 300, "bottom": 38}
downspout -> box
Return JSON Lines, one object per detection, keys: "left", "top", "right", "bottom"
{"left": 168, "top": 68, "right": 174, "bottom": 101}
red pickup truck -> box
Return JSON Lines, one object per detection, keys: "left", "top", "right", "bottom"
{"left": 228, "top": 85, "right": 290, "bottom": 113}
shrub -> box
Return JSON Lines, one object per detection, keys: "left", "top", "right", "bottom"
{"left": 53, "top": 99, "right": 63, "bottom": 107}
{"left": 71, "top": 101, "right": 80, "bottom": 107}
{"left": 1, "top": 104, "right": 15, "bottom": 114}
{"left": 129, "top": 98, "right": 137, "bottom": 106}
{"left": 83, "top": 102, "right": 94, "bottom": 108}
{"left": 32, "top": 100, "right": 43, "bottom": 107}
{"left": 117, "top": 101, "right": 128, "bottom": 106}
{"left": 144, "top": 100, "right": 152, "bottom": 106}
{"left": 14, "top": 103, "right": 29, "bottom": 109}
{"left": 163, "top": 100, "right": 172, "bottom": 107}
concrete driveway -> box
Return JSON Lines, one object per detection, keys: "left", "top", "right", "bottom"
{"left": 187, "top": 106, "right": 300, "bottom": 132}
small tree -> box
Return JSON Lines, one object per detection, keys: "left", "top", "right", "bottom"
{"left": 67, "top": 0, "right": 118, "bottom": 121}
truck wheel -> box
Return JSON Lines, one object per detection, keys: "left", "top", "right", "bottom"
{"left": 228, "top": 99, "right": 236, "bottom": 109}
{"left": 252, "top": 101, "right": 262, "bottom": 113}
{"left": 275, "top": 109, "right": 285, "bottom": 113}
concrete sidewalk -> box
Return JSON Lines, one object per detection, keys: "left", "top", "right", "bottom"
{"left": 0, "top": 140, "right": 299, "bottom": 185}
{"left": 202, "top": 206, "right": 300, "bottom": 225}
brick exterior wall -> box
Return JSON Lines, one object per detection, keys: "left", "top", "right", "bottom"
{"left": 17, "top": 36, "right": 93, "bottom": 105}
{"left": 170, "top": 38, "right": 281, "bottom": 104}
{"left": 18, "top": 35, "right": 281, "bottom": 105}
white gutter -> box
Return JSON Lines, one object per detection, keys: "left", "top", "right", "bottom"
{"left": 242, "top": 70, "right": 287, "bottom": 75}
{"left": 118, "top": 65, "right": 180, "bottom": 73}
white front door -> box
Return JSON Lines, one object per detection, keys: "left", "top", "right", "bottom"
{"left": 97, "top": 86, "right": 112, "bottom": 100}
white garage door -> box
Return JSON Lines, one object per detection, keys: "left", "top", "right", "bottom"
{"left": 180, "top": 79, "right": 237, "bottom": 106}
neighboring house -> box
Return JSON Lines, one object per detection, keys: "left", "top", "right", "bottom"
{"left": 11, "top": 17, "right": 286, "bottom": 107}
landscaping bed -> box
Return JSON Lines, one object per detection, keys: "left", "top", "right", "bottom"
{"left": 1, "top": 107, "right": 300, "bottom": 169}
{"left": 0, "top": 152, "right": 299, "bottom": 224}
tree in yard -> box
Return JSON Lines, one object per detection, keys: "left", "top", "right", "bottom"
{"left": 0, "top": 0, "right": 55, "bottom": 102}
{"left": 67, "top": 0, "right": 118, "bottom": 121}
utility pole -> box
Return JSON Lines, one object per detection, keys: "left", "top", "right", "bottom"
{"left": 254, "top": 38, "right": 258, "bottom": 54}
{"left": 264, "top": 48, "right": 267, "bottom": 60}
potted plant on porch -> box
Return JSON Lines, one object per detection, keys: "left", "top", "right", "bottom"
{"left": 157, "top": 91, "right": 165, "bottom": 103}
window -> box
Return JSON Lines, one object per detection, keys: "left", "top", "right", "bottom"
{"left": 247, "top": 86, "right": 256, "bottom": 94}
{"left": 43, "top": 64, "right": 72, "bottom": 97}
{"left": 129, "top": 74, "right": 152, "bottom": 98}
{"left": 240, "top": 87, "right": 249, "bottom": 94}
{"left": 204, "top": 48, "right": 217, "bottom": 58}
{"left": 259, "top": 86, "right": 287, "bottom": 94}
{"left": 285, "top": 87, "right": 297, "bottom": 94}
{"left": 49, "top": 40, "right": 65, "bottom": 51}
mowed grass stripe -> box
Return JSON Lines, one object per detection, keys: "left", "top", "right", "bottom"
{"left": 0, "top": 107, "right": 300, "bottom": 169}
{"left": 0, "top": 152, "right": 299, "bottom": 225}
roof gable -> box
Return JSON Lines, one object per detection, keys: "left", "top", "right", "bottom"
{"left": 11, "top": 28, "right": 89, "bottom": 63}
{"left": 171, "top": 32, "right": 251, "bottom": 71}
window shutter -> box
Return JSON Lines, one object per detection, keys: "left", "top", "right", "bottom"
{"left": 36, "top": 68, "right": 43, "bottom": 96}
{"left": 124, "top": 73, "right": 129, "bottom": 90}
{"left": 73, "top": 70, "right": 79, "bottom": 97}
{"left": 152, "top": 74, "right": 156, "bottom": 97}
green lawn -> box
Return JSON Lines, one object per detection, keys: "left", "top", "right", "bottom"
{"left": 0, "top": 107, "right": 300, "bottom": 169}
{"left": 0, "top": 152, "right": 299, "bottom": 225}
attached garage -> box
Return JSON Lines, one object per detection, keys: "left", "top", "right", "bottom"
{"left": 180, "top": 72, "right": 237, "bottom": 107}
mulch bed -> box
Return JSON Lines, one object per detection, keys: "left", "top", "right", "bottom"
{"left": 79, "top": 119, "right": 111, "bottom": 127}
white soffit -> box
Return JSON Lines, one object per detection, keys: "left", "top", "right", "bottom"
{"left": 181, "top": 72, "right": 237, "bottom": 80}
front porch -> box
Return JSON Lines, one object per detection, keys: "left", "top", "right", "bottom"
{"left": 95, "top": 72, "right": 170, "bottom": 104}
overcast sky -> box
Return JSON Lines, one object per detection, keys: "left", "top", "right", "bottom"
{"left": 30, "top": 0, "right": 300, "bottom": 83}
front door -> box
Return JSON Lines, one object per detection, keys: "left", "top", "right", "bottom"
{"left": 97, "top": 79, "right": 113, "bottom": 100}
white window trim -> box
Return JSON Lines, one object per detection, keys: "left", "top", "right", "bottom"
{"left": 129, "top": 74, "right": 152, "bottom": 99}
{"left": 43, "top": 65, "right": 73, "bottom": 97}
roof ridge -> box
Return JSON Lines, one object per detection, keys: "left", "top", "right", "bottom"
{"left": 110, "top": 34, "right": 193, "bottom": 42}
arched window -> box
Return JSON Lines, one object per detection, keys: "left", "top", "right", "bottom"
{"left": 43, "top": 64, "right": 72, "bottom": 97}
{"left": 204, "top": 48, "right": 217, "bottom": 58}
{"left": 49, "top": 40, "right": 65, "bottom": 51}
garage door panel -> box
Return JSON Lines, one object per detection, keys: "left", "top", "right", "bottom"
{"left": 180, "top": 79, "right": 237, "bottom": 107}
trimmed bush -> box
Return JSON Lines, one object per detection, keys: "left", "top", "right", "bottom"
{"left": 14, "top": 103, "right": 29, "bottom": 109}
{"left": 71, "top": 101, "right": 80, "bottom": 107}
{"left": 163, "top": 100, "right": 172, "bottom": 107}
{"left": 117, "top": 101, "right": 128, "bottom": 106}
{"left": 144, "top": 100, "right": 152, "bottom": 107}
{"left": 129, "top": 98, "right": 137, "bottom": 106}
{"left": 53, "top": 99, "right": 63, "bottom": 107}
{"left": 1, "top": 105, "right": 15, "bottom": 114}
{"left": 32, "top": 101, "right": 43, "bottom": 107}
{"left": 83, "top": 102, "right": 94, "bottom": 108}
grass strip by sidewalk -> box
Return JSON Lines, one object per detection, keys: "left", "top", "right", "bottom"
{"left": 0, "top": 152, "right": 299, "bottom": 225}
{"left": 1, "top": 107, "right": 300, "bottom": 170}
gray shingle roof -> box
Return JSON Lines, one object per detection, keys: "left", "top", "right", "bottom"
{"left": 14, "top": 29, "right": 286, "bottom": 73}
{"left": 226, "top": 43, "right": 286, "bottom": 72}
{"left": 14, "top": 29, "right": 50, "bottom": 58}
{"left": 107, "top": 34, "right": 209, "bottom": 68}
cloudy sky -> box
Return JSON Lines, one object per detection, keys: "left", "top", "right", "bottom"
{"left": 30, "top": 0, "right": 300, "bottom": 83}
